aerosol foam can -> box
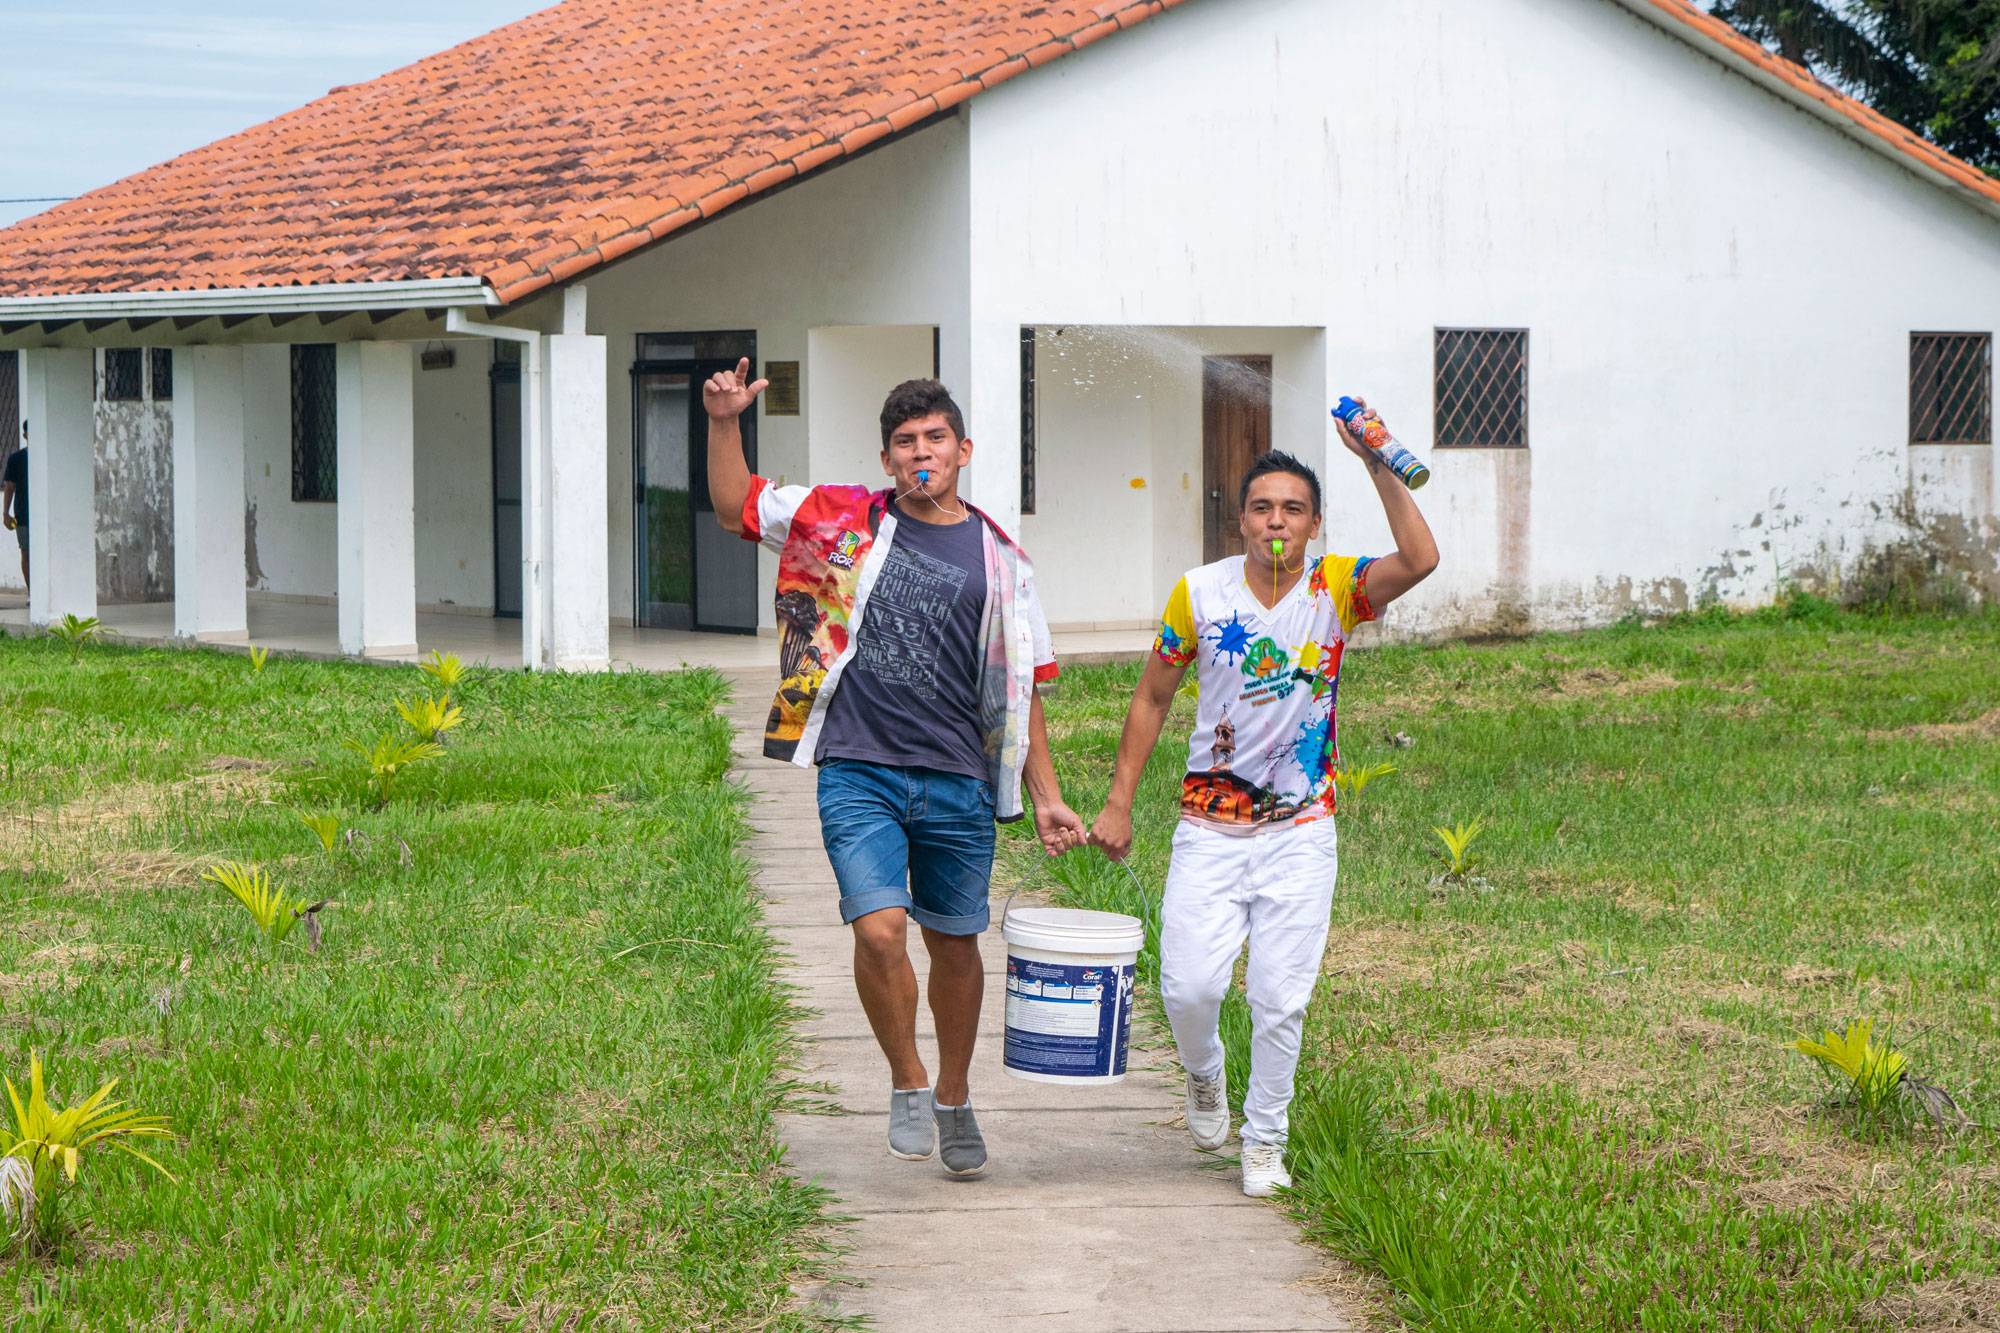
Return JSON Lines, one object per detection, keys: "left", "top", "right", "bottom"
{"left": 1334, "top": 397, "right": 1430, "bottom": 490}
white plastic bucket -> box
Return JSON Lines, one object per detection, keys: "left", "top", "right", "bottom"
{"left": 1001, "top": 907, "right": 1145, "bottom": 1085}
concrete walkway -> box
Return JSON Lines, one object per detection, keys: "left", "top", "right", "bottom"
{"left": 722, "top": 670, "right": 1350, "bottom": 1333}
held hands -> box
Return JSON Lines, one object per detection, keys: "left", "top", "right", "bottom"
{"left": 702, "top": 357, "right": 768, "bottom": 422}
{"left": 1033, "top": 799, "right": 1088, "bottom": 857}
{"left": 1086, "top": 804, "right": 1134, "bottom": 863}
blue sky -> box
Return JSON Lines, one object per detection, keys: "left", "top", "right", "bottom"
{"left": 0, "top": 2, "right": 550, "bottom": 229}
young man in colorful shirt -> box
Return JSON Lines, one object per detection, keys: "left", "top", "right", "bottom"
{"left": 704, "top": 362, "right": 1086, "bottom": 1178}
{"left": 1090, "top": 417, "right": 1438, "bottom": 1197}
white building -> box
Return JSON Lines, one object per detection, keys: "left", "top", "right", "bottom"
{"left": 2, "top": 0, "right": 1995, "bottom": 669}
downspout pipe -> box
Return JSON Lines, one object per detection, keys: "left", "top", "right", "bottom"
{"left": 446, "top": 309, "right": 547, "bottom": 672}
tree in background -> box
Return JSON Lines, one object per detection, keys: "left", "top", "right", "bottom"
{"left": 1709, "top": 1, "right": 2000, "bottom": 173}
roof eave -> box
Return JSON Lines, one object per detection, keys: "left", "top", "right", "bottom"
{"left": 1605, "top": 0, "right": 2000, "bottom": 226}
{"left": 0, "top": 276, "right": 499, "bottom": 323}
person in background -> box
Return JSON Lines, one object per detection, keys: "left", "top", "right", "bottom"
{"left": 2, "top": 425, "right": 27, "bottom": 592}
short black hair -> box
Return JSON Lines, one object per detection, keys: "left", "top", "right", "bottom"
{"left": 1239, "top": 450, "right": 1322, "bottom": 515}
{"left": 879, "top": 379, "right": 966, "bottom": 449}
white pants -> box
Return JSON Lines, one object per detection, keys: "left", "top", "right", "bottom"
{"left": 1159, "top": 817, "right": 1337, "bottom": 1147}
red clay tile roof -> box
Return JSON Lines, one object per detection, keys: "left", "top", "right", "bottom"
{"left": 0, "top": 0, "right": 1189, "bottom": 306}
{"left": 1, "top": 0, "right": 1994, "bottom": 308}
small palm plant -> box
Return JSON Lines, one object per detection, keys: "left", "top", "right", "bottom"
{"left": 1432, "top": 816, "right": 1487, "bottom": 885}
{"left": 202, "top": 861, "right": 332, "bottom": 956}
{"left": 248, "top": 645, "right": 270, "bottom": 674}
{"left": 1333, "top": 761, "right": 1397, "bottom": 806}
{"left": 48, "top": 614, "right": 109, "bottom": 664}
{"left": 298, "top": 810, "right": 341, "bottom": 853}
{"left": 1795, "top": 1018, "right": 1906, "bottom": 1116}
{"left": 343, "top": 733, "right": 443, "bottom": 806}
{"left": 394, "top": 693, "right": 464, "bottom": 745}
{"left": 417, "top": 650, "right": 467, "bottom": 696}
{"left": 2, "top": 1051, "right": 175, "bottom": 1245}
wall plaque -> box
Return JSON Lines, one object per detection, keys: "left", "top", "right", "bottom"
{"left": 764, "top": 361, "right": 800, "bottom": 416}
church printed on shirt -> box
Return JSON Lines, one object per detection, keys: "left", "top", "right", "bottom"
{"left": 1153, "top": 553, "right": 1378, "bottom": 832}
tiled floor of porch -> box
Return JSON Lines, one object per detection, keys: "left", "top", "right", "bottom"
{"left": 0, "top": 595, "right": 1151, "bottom": 672}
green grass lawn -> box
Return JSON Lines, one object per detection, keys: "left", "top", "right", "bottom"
{"left": 1022, "top": 600, "right": 2000, "bottom": 1332}
{"left": 0, "top": 636, "right": 838, "bottom": 1331}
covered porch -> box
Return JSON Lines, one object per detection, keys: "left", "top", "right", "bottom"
{"left": 0, "top": 592, "right": 1150, "bottom": 672}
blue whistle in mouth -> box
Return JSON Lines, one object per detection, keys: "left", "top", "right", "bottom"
{"left": 918, "top": 470, "right": 930, "bottom": 484}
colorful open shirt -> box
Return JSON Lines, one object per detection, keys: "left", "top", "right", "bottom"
{"left": 740, "top": 477, "right": 1059, "bottom": 822}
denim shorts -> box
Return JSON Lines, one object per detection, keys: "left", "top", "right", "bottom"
{"left": 817, "top": 759, "right": 997, "bottom": 934}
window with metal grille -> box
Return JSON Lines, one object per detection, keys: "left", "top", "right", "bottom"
{"left": 0, "top": 351, "right": 17, "bottom": 459}
{"left": 291, "top": 344, "right": 338, "bottom": 502}
{"left": 149, "top": 348, "right": 172, "bottom": 401}
{"left": 1434, "top": 329, "right": 1529, "bottom": 448}
{"left": 1910, "top": 333, "right": 1991, "bottom": 444}
{"left": 1020, "top": 327, "right": 1037, "bottom": 516}
{"left": 104, "top": 348, "right": 144, "bottom": 402}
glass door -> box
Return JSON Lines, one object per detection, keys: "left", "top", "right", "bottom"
{"left": 634, "top": 370, "right": 696, "bottom": 629}
{"left": 632, "top": 332, "right": 759, "bottom": 633}
{"left": 490, "top": 344, "right": 522, "bottom": 618}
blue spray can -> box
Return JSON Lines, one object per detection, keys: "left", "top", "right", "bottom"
{"left": 1334, "top": 397, "right": 1430, "bottom": 490}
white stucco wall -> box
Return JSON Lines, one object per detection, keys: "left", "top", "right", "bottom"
{"left": 1023, "top": 325, "right": 1325, "bottom": 627}
{"left": 244, "top": 342, "right": 493, "bottom": 611}
{"left": 562, "top": 118, "right": 970, "bottom": 628}
{"left": 964, "top": 0, "right": 2000, "bottom": 634}
{"left": 242, "top": 344, "right": 334, "bottom": 600}
{"left": 412, "top": 347, "right": 494, "bottom": 614}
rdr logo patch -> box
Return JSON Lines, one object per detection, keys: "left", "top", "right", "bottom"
{"left": 827, "top": 529, "right": 863, "bottom": 569}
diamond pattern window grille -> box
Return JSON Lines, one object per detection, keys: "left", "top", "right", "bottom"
{"left": 149, "top": 348, "right": 173, "bottom": 402}
{"left": 291, "top": 344, "right": 338, "bottom": 503}
{"left": 104, "top": 348, "right": 144, "bottom": 402}
{"left": 1435, "top": 329, "right": 1528, "bottom": 448}
{"left": 1910, "top": 333, "right": 1991, "bottom": 444}
{"left": 1020, "top": 327, "right": 1037, "bottom": 516}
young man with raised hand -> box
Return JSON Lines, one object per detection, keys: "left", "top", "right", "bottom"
{"left": 1090, "top": 412, "right": 1438, "bottom": 1197}
{"left": 704, "top": 361, "right": 1086, "bottom": 1179}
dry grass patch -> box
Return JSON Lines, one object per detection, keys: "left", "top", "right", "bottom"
{"left": 1865, "top": 1276, "right": 2000, "bottom": 1330}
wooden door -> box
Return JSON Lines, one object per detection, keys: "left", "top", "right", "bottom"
{"left": 1202, "top": 355, "right": 1273, "bottom": 562}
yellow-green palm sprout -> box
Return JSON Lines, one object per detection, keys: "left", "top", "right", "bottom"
{"left": 1433, "top": 817, "right": 1486, "bottom": 880}
{"left": 203, "top": 860, "right": 299, "bottom": 950}
{"left": 395, "top": 693, "right": 464, "bottom": 744}
{"left": 1333, "top": 761, "right": 1397, "bottom": 805}
{"left": 248, "top": 645, "right": 270, "bottom": 674}
{"left": 3, "top": 1051, "right": 175, "bottom": 1240}
{"left": 1795, "top": 1018, "right": 1908, "bottom": 1116}
{"left": 417, "top": 649, "right": 467, "bottom": 694}
{"left": 298, "top": 811, "right": 340, "bottom": 853}
{"left": 343, "top": 733, "right": 444, "bottom": 805}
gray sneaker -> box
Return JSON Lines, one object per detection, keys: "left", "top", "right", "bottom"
{"left": 933, "top": 1100, "right": 987, "bottom": 1177}
{"left": 888, "top": 1088, "right": 935, "bottom": 1161}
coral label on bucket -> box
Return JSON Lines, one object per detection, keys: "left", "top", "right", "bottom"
{"left": 1004, "top": 956, "right": 1135, "bottom": 1078}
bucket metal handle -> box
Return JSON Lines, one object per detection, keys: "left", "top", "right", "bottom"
{"left": 1000, "top": 852, "right": 1157, "bottom": 944}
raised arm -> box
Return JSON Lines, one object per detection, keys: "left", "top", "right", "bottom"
{"left": 1333, "top": 402, "right": 1439, "bottom": 608}
{"left": 1088, "top": 652, "right": 1189, "bottom": 862}
{"left": 703, "top": 358, "right": 767, "bottom": 536}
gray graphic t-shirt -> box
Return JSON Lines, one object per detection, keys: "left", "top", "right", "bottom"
{"left": 816, "top": 504, "right": 989, "bottom": 781}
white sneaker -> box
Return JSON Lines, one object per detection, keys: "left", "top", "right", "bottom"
{"left": 1240, "top": 1142, "right": 1291, "bottom": 1197}
{"left": 1184, "top": 1068, "right": 1229, "bottom": 1150}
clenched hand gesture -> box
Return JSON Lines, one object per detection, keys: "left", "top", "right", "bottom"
{"left": 703, "top": 357, "right": 768, "bottom": 422}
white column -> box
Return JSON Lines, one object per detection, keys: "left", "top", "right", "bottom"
{"left": 963, "top": 317, "right": 1022, "bottom": 540}
{"left": 541, "top": 328, "right": 608, "bottom": 670}
{"left": 335, "top": 341, "right": 417, "bottom": 657}
{"left": 171, "top": 346, "right": 247, "bottom": 641}
{"left": 19, "top": 348, "right": 96, "bottom": 626}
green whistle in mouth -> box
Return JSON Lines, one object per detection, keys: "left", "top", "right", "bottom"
{"left": 1270, "top": 540, "right": 1284, "bottom": 554}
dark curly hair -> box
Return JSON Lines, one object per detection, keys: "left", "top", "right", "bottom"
{"left": 879, "top": 379, "right": 966, "bottom": 449}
